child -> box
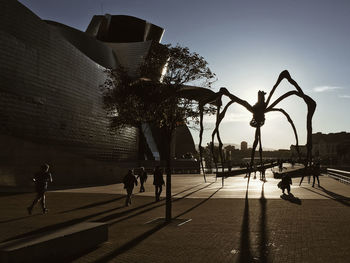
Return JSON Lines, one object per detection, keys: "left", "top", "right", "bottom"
{"left": 278, "top": 173, "right": 292, "bottom": 195}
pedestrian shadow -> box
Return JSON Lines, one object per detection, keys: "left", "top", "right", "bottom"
{"left": 280, "top": 193, "right": 302, "bottom": 205}
{"left": 94, "top": 221, "right": 169, "bottom": 263}
{"left": 319, "top": 186, "right": 350, "bottom": 201}
{"left": 59, "top": 182, "right": 203, "bottom": 215}
{"left": 302, "top": 186, "right": 350, "bottom": 207}
{"left": 98, "top": 182, "right": 215, "bottom": 226}
{"left": 59, "top": 196, "right": 125, "bottom": 214}
{"left": 175, "top": 186, "right": 222, "bottom": 219}
{"left": 0, "top": 214, "right": 40, "bottom": 224}
{"left": 93, "top": 185, "right": 220, "bottom": 262}
{"left": 2, "top": 183, "right": 213, "bottom": 243}
{"left": 1, "top": 204, "right": 124, "bottom": 243}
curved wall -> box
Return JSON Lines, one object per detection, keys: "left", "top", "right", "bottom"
{"left": 45, "top": 20, "right": 118, "bottom": 69}
{"left": 0, "top": 0, "right": 138, "bottom": 187}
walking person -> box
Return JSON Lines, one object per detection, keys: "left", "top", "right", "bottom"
{"left": 123, "top": 169, "right": 138, "bottom": 206}
{"left": 153, "top": 166, "right": 165, "bottom": 202}
{"left": 299, "top": 160, "right": 311, "bottom": 186}
{"left": 253, "top": 163, "right": 257, "bottom": 179}
{"left": 312, "top": 162, "right": 321, "bottom": 187}
{"left": 27, "top": 164, "right": 53, "bottom": 215}
{"left": 260, "top": 166, "right": 266, "bottom": 181}
{"left": 137, "top": 167, "right": 148, "bottom": 192}
{"left": 245, "top": 162, "right": 251, "bottom": 178}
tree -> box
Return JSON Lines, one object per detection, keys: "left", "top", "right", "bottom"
{"left": 102, "top": 43, "right": 216, "bottom": 221}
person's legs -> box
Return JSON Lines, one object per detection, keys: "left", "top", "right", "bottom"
{"left": 158, "top": 185, "right": 162, "bottom": 198}
{"left": 40, "top": 192, "right": 48, "bottom": 213}
{"left": 128, "top": 188, "right": 133, "bottom": 204}
{"left": 155, "top": 186, "right": 159, "bottom": 201}
{"left": 125, "top": 188, "right": 132, "bottom": 206}
{"left": 28, "top": 192, "right": 42, "bottom": 214}
{"left": 286, "top": 185, "right": 291, "bottom": 194}
{"left": 155, "top": 185, "right": 162, "bottom": 201}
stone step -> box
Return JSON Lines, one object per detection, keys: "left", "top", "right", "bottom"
{"left": 0, "top": 222, "right": 108, "bottom": 263}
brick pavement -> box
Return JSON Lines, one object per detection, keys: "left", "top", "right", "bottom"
{"left": 0, "top": 171, "right": 350, "bottom": 263}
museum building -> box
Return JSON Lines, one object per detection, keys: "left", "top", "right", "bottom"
{"left": 0, "top": 0, "right": 197, "bottom": 187}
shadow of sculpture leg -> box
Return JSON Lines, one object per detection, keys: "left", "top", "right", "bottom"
{"left": 259, "top": 183, "right": 269, "bottom": 263}
{"left": 239, "top": 192, "right": 253, "bottom": 263}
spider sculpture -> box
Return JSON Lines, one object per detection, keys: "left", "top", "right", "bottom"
{"left": 193, "top": 70, "right": 316, "bottom": 182}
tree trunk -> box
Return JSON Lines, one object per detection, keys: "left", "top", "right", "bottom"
{"left": 165, "top": 131, "right": 173, "bottom": 222}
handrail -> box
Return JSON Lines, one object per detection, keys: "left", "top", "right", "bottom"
{"left": 327, "top": 168, "right": 350, "bottom": 175}
{"left": 326, "top": 168, "right": 350, "bottom": 184}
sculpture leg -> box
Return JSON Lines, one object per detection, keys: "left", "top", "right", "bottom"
{"left": 212, "top": 103, "right": 222, "bottom": 177}
{"left": 258, "top": 128, "right": 264, "bottom": 181}
{"left": 198, "top": 106, "right": 206, "bottom": 182}
{"left": 250, "top": 127, "right": 260, "bottom": 179}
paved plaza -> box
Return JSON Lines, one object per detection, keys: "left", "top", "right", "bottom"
{"left": 1, "top": 168, "right": 350, "bottom": 262}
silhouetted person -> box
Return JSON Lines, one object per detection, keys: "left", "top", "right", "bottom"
{"left": 278, "top": 160, "right": 283, "bottom": 172}
{"left": 278, "top": 173, "right": 292, "bottom": 195}
{"left": 153, "top": 166, "right": 164, "bottom": 202}
{"left": 291, "top": 159, "right": 295, "bottom": 168}
{"left": 253, "top": 163, "right": 257, "bottom": 179}
{"left": 137, "top": 167, "right": 148, "bottom": 192}
{"left": 312, "top": 162, "right": 321, "bottom": 187}
{"left": 260, "top": 166, "right": 266, "bottom": 181}
{"left": 299, "top": 161, "right": 311, "bottom": 186}
{"left": 245, "top": 163, "right": 251, "bottom": 178}
{"left": 123, "top": 169, "right": 138, "bottom": 206}
{"left": 27, "top": 164, "right": 53, "bottom": 214}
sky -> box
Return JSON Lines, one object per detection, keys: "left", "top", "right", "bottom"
{"left": 19, "top": 0, "right": 350, "bottom": 149}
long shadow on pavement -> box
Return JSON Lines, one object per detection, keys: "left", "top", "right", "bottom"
{"left": 92, "top": 185, "right": 220, "bottom": 262}
{"left": 259, "top": 183, "right": 269, "bottom": 263}
{"left": 1, "top": 205, "right": 126, "bottom": 243}
{"left": 239, "top": 191, "right": 253, "bottom": 263}
{"left": 2, "top": 183, "right": 212, "bottom": 242}
{"left": 238, "top": 177, "right": 271, "bottom": 262}
{"left": 94, "top": 221, "right": 169, "bottom": 263}
{"left": 59, "top": 196, "right": 125, "bottom": 214}
{"left": 98, "top": 182, "right": 215, "bottom": 226}
{"left": 302, "top": 186, "right": 350, "bottom": 207}
{"left": 174, "top": 186, "right": 221, "bottom": 219}
{"left": 0, "top": 214, "right": 41, "bottom": 224}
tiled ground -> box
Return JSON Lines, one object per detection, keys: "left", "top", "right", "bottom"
{"left": 1, "top": 169, "right": 349, "bottom": 263}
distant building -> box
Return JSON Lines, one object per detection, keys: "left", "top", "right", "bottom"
{"left": 241, "top": 141, "right": 248, "bottom": 151}
{"left": 313, "top": 132, "right": 350, "bottom": 161}
{"left": 290, "top": 132, "right": 350, "bottom": 163}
